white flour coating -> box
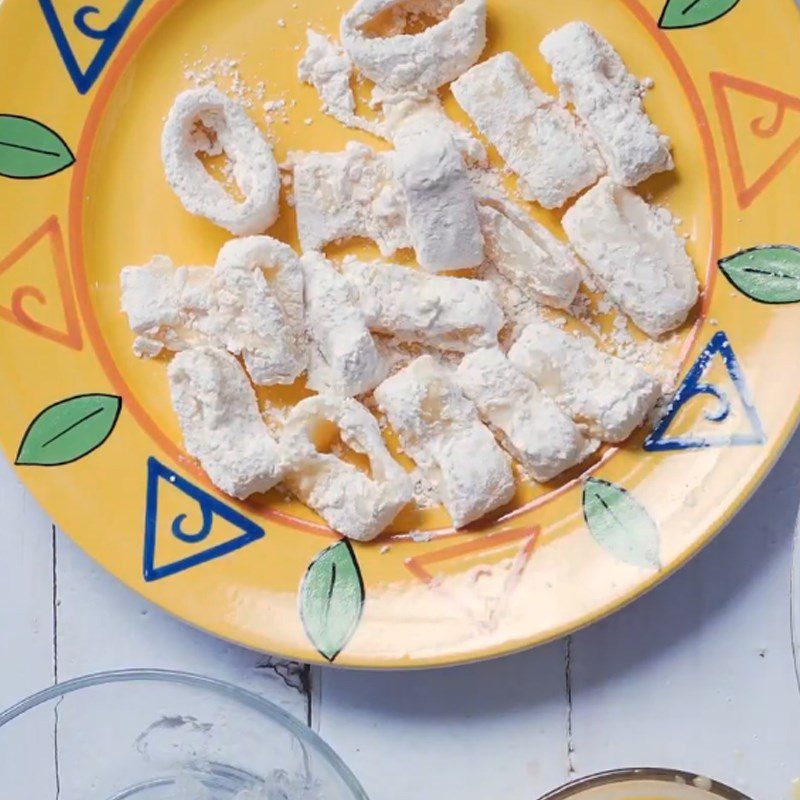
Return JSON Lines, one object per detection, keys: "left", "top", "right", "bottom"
{"left": 214, "top": 236, "right": 307, "bottom": 384}
{"left": 380, "top": 90, "right": 487, "bottom": 165}
{"left": 562, "top": 178, "right": 699, "bottom": 337}
{"left": 341, "top": 257, "right": 503, "bottom": 351}
{"left": 374, "top": 355, "right": 515, "bottom": 528}
{"left": 168, "top": 347, "right": 285, "bottom": 499}
{"left": 508, "top": 320, "right": 661, "bottom": 443}
{"left": 391, "top": 111, "right": 484, "bottom": 271}
{"left": 280, "top": 395, "right": 412, "bottom": 540}
{"left": 478, "top": 194, "right": 582, "bottom": 310}
{"left": 298, "top": 29, "right": 384, "bottom": 136}
{"left": 291, "top": 143, "right": 412, "bottom": 256}
{"left": 121, "top": 238, "right": 307, "bottom": 386}
{"left": 120, "top": 255, "right": 213, "bottom": 358}
{"left": 161, "top": 87, "right": 280, "bottom": 235}
{"left": 301, "top": 252, "right": 386, "bottom": 396}
{"left": 340, "top": 0, "right": 486, "bottom": 93}
{"left": 540, "top": 22, "right": 673, "bottom": 187}
{"left": 452, "top": 53, "right": 605, "bottom": 208}
{"left": 456, "top": 348, "right": 597, "bottom": 482}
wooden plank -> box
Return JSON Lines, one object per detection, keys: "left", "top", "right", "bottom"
{"left": 54, "top": 533, "right": 310, "bottom": 715}
{"left": 0, "top": 458, "right": 57, "bottom": 796}
{"left": 569, "top": 431, "right": 800, "bottom": 799}
{"left": 316, "top": 642, "right": 571, "bottom": 800}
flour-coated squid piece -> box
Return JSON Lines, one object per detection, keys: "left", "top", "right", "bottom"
{"left": 391, "top": 111, "right": 484, "bottom": 271}
{"left": 300, "top": 252, "right": 386, "bottom": 397}
{"left": 161, "top": 87, "right": 281, "bottom": 236}
{"left": 341, "top": 257, "right": 503, "bottom": 352}
{"left": 340, "top": 0, "right": 487, "bottom": 94}
{"left": 452, "top": 53, "right": 605, "bottom": 209}
{"left": 456, "top": 348, "right": 598, "bottom": 482}
{"left": 121, "top": 236, "right": 308, "bottom": 387}
{"left": 374, "top": 355, "right": 515, "bottom": 528}
{"left": 292, "top": 143, "right": 412, "bottom": 258}
{"left": 562, "top": 179, "right": 699, "bottom": 338}
{"left": 215, "top": 236, "right": 307, "bottom": 385}
{"left": 508, "top": 320, "right": 661, "bottom": 443}
{"left": 478, "top": 195, "right": 583, "bottom": 310}
{"left": 540, "top": 22, "right": 673, "bottom": 187}
{"left": 168, "top": 347, "right": 285, "bottom": 500}
{"left": 280, "top": 396, "right": 412, "bottom": 541}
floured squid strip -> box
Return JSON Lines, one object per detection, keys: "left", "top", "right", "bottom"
{"left": 452, "top": 52, "right": 604, "bottom": 208}
{"left": 280, "top": 396, "right": 412, "bottom": 541}
{"left": 540, "top": 22, "right": 673, "bottom": 187}
{"left": 168, "top": 347, "right": 285, "bottom": 499}
{"left": 341, "top": 258, "right": 503, "bottom": 351}
{"left": 391, "top": 112, "right": 484, "bottom": 271}
{"left": 292, "top": 143, "right": 412, "bottom": 257}
{"left": 508, "top": 320, "right": 661, "bottom": 443}
{"left": 301, "top": 252, "right": 386, "bottom": 397}
{"left": 162, "top": 87, "right": 280, "bottom": 236}
{"left": 562, "top": 179, "right": 699, "bottom": 338}
{"left": 478, "top": 195, "right": 582, "bottom": 310}
{"left": 456, "top": 348, "right": 597, "bottom": 482}
{"left": 374, "top": 355, "right": 515, "bottom": 528}
{"left": 215, "top": 236, "right": 307, "bottom": 384}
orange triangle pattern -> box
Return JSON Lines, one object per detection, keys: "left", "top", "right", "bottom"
{"left": 404, "top": 527, "right": 540, "bottom": 585}
{"left": 711, "top": 72, "right": 800, "bottom": 210}
{"left": 0, "top": 216, "right": 82, "bottom": 351}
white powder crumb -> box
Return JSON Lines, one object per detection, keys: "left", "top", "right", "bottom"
{"left": 596, "top": 296, "right": 614, "bottom": 315}
{"left": 410, "top": 530, "right": 434, "bottom": 542}
{"left": 567, "top": 292, "right": 602, "bottom": 337}
{"left": 264, "top": 99, "right": 285, "bottom": 113}
{"left": 411, "top": 469, "right": 440, "bottom": 509}
{"left": 709, "top": 317, "right": 719, "bottom": 326}
{"left": 304, "top": 117, "right": 314, "bottom": 125}
{"left": 380, "top": 544, "right": 392, "bottom": 554}
{"left": 277, "top": 18, "right": 286, "bottom": 27}
{"left": 182, "top": 55, "right": 267, "bottom": 110}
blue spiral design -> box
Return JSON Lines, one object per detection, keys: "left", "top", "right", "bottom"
{"left": 171, "top": 504, "right": 215, "bottom": 544}
{"left": 73, "top": 5, "right": 115, "bottom": 39}
{"left": 695, "top": 383, "right": 731, "bottom": 423}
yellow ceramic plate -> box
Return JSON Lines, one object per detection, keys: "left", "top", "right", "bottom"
{"left": 1, "top": 0, "right": 799, "bottom": 668}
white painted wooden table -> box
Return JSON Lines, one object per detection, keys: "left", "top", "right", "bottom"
{"left": 2, "top": 428, "right": 800, "bottom": 799}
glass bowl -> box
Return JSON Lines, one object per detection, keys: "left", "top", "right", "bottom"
{"left": 538, "top": 769, "right": 753, "bottom": 800}
{"left": 0, "top": 669, "right": 368, "bottom": 800}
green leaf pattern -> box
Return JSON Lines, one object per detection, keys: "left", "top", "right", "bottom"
{"left": 16, "top": 394, "right": 122, "bottom": 466}
{"left": 719, "top": 246, "right": 800, "bottom": 304}
{"left": 582, "top": 479, "right": 661, "bottom": 570}
{"left": 300, "top": 540, "right": 364, "bottom": 662}
{"left": 659, "top": 0, "right": 740, "bottom": 28}
{"left": 0, "top": 115, "right": 74, "bottom": 179}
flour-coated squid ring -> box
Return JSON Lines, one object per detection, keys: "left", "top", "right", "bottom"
{"left": 340, "top": 0, "right": 487, "bottom": 94}
{"left": 280, "top": 395, "right": 413, "bottom": 542}
{"left": 161, "top": 87, "right": 281, "bottom": 236}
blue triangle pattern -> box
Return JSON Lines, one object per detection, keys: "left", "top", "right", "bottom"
{"left": 38, "top": 0, "right": 145, "bottom": 95}
{"left": 644, "top": 330, "right": 766, "bottom": 453}
{"left": 143, "top": 457, "right": 265, "bottom": 582}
